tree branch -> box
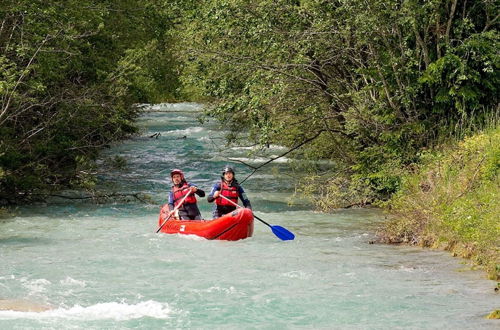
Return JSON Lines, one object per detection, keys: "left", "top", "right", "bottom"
{"left": 237, "top": 129, "right": 326, "bottom": 184}
{"left": 38, "top": 192, "right": 152, "bottom": 204}
{"left": 445, "top": 0, "right": 458, "bottom": 45}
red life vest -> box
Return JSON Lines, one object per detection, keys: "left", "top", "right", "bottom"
{"left": 216, "top": 180, "right": 239, "bottom": 206}
{"left": 172, "top": 183, "right": 197, "bottom": 206}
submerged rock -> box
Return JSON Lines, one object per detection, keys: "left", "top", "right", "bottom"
{"left": 0, "top": 299, "right": 52, "bottom": 312}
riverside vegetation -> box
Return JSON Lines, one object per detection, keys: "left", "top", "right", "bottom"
{"left": 380, "top": 126, "right": 499, "bottom": 280}
{"left": 0, "top": 1, "right": 181, "bottom": 203}
{"left": 1, "top": 0, "right": 498, "bottom": 293}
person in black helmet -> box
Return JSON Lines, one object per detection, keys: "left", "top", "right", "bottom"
{"left": 165, "top": 169, "right": 205, "bottom": 220}
{"left": 207, "top": 165, "right": 251, "bottom": 218}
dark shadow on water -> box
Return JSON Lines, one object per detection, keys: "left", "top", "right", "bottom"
{"left": 0, "top": 236, "right": 53, "bottom": 246}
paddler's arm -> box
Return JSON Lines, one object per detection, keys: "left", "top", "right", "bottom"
{"left": 207, "top": 183, "right": 221, "bottom": 203}
{"left": 195, "top": 188, "right": 205, "bottom": 198}
{"left": 238, "top": 186, "right": 252, "bottom": 209}
{"left": 167, "top": 191, "right": 175, "bottom": 211}
{"left": 188, "top": 183, "right": 205, "bottom": 198}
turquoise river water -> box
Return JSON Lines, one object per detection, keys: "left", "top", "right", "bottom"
{"left": 0, "top": 103, "right": 498, "bottom": 329}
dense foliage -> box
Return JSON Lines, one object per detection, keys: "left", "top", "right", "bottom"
{"left": 1, "top": 0, "right": 498, "bottom": 206}
{"left": 0, "top": 0, "right": 180, "bottom": 202}
{"left": 176, "top": 0, "right": 499, "bottom": 208}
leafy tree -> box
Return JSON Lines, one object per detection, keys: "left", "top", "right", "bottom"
{"left": 176, "top": 0, "right": 498, "bottom": 208}
{"left": 0, "top": 0, "right": 181, "bottom": 203}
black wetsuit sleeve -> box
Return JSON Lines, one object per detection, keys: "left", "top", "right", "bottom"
{"left": 238, "top": 185, "right": 251, "bottom": 209}
{"left": 187, "top": 182, "right": 205, "bottom": 198}
{"left": 207, "top": 183, "right": 220, "bottom": 203}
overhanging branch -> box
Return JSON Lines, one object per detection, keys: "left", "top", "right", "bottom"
{"left": 236, "top": 130, "right": 326, "bottom": 184}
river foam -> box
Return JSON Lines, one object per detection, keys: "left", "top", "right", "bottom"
{"left": 0, "top": 300, "right": 175, "bottom": 321}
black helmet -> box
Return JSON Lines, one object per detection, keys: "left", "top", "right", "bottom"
{"left": 222, "top": 165, "right": 235, "bottom": 176}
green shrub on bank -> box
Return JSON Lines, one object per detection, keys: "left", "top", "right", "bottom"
{"left": 381, "top": 127, "right": 500, "bottom": 279}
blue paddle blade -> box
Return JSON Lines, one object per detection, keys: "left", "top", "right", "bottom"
{"left": 271, "top": 225, "right": 295, "bottom": 241}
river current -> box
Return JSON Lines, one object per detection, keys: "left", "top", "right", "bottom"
{"left": 0, "top": 103, "right": 497, "bottom": 329}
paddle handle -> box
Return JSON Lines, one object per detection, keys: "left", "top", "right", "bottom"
{"left": 156, "top": 190, "right": 192, "bottom": 233}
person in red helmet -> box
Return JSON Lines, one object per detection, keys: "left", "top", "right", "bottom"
{"left": 166, "top": 169, "right": 205, "bottom": 220}
{"left": 207, "top": 165, "right": 251, "bottom": 218}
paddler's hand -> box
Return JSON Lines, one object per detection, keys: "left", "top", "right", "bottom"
{"left": 189, "top": 186, "right": 198, "bottom": 193}
{"left": 168, "top": 210, "right": 179, "bottom": 220}
{"left": 213, "top": 191, "right": 220, "bottom": 198}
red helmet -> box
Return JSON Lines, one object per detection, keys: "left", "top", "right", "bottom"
{"left": 170, "top": 169, "right": 185, "bottom": 181}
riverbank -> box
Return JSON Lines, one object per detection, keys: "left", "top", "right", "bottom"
{"left": 379, "top": 127, "right": 499, "bottom": 284}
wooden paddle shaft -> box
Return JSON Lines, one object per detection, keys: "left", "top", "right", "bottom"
{"left": 218, "top": 194, "right": 242, "bottom": 208}
{"left": 156, "top": 190, "right": 193, "bottom": 233}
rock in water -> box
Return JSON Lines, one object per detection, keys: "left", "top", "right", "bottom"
{"left": 0, "top": 299, "right": 52, "bottom": 312}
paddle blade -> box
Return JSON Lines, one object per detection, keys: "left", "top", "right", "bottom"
{"left": 271, "top": 225, "right": 295, "bottom": 241}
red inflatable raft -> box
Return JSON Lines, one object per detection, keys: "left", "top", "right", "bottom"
{"left": 157, "top": 204, "right": 254, "bottom": 241}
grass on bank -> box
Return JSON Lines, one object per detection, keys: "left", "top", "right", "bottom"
{"left": 380, "top": 126, "right": 499, "bottom": 281}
